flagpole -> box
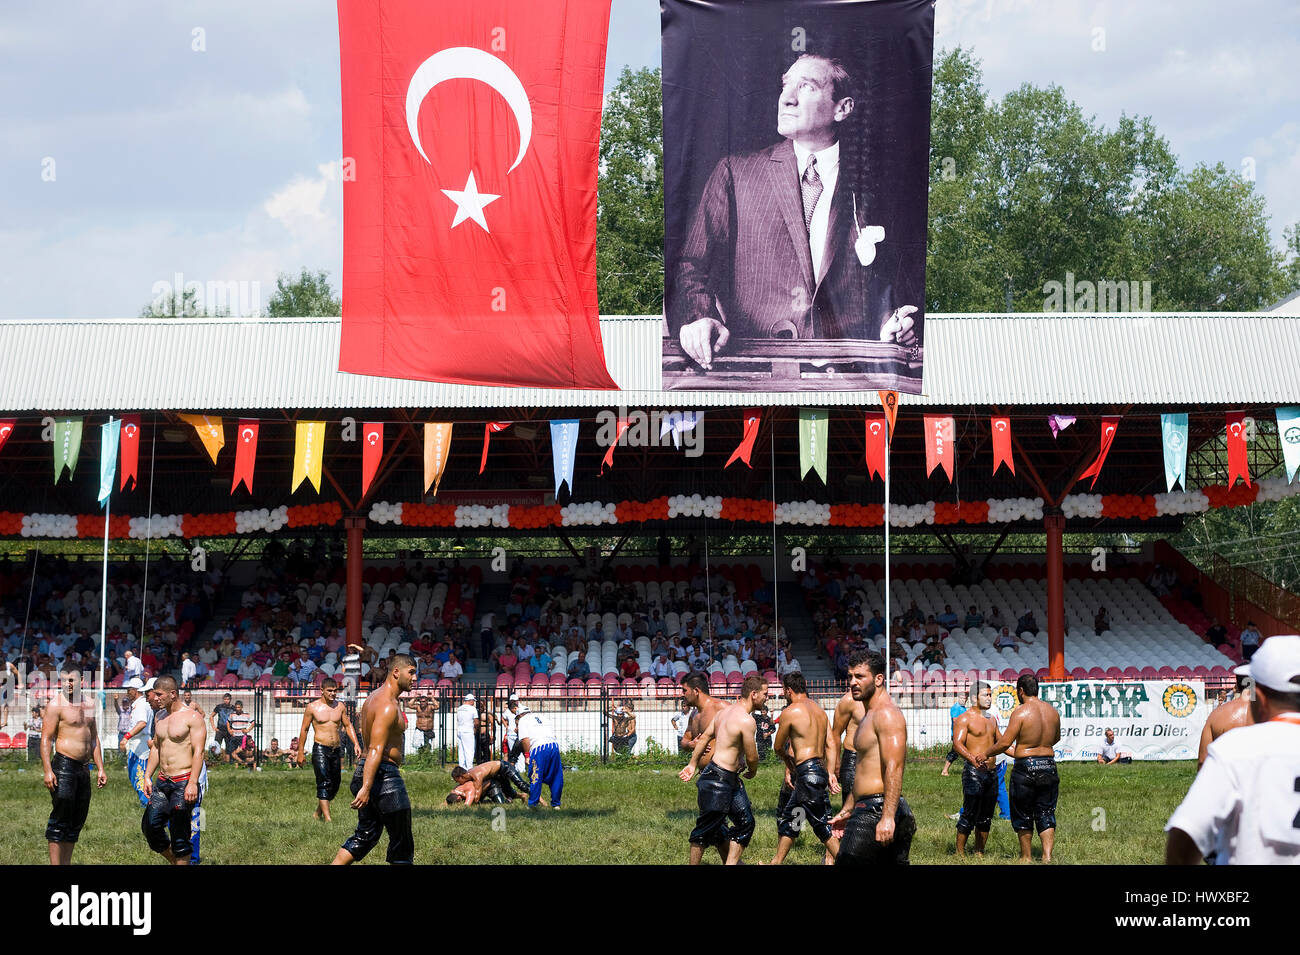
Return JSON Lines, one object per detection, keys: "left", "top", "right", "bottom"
{"left": 770, "top": 420, "right": 779, "bottom": 642}
{"left": 884, "top": 416, "right": 891, "bottom": 694}
{"left": 98, "top": 415, "right": 114, "bottom": 750}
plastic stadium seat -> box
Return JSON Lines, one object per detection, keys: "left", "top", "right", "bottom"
{"left": 11, "top": 732, "right": 25, "bottom": 748}
{"left": 1069, "top": 667, "right": 1088, "bottom": 680}
{"left": 1157, "top": 666, "right": 1176, "bottom": 680}
{"left": 1000, "top": 668, "right": 1018, "bottom": 681}
{"left": 1035, "top": 668, "right": 1050, "bottom": 681}
{"left": 0, "top": 733, "right": 9, "bottom": 749}
{"left": 1175, "top": 666, "right": 1194, "bottom": 680}
{"left": 1087, "top": 667, "right": 1106, "bottom": 680}
{"left": 1122, "top": 666, "right": 1141, "bottom": 679}
{"left": 1105, "top": 667, "right": 1123, "bottom": 680}
{"left": 1140, "top": 667, "right": 1159, "bottom": 679}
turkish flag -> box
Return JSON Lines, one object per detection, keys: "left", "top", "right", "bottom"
{"left": 1078, "top": 416, "right": 1120, "bottom": 490}
{"left": 601, "top": 415, "right": 629, "bottom": 473}
{"left": 119, "top": 415, "right": 141, "bottom": 491}
{"left": 1225, "top": 411, "right": 1251, "bottom": 488}
{"left": 336, "top": 0, "right": 618, "bottom": 390}
{"left": 362, "top": 422, "right": 384, "bottom": 498}
{"left": 923, "top": 415, "right": 955, "bottom": 481}
{"left": 0, "top": 419, "right": 14, "bottom": 456}
{"left": 480, "top": 421, "right": 511, "bottom": 474}
{"left": 864, "top": 413, "right": 886, "bottom": 482}
{"left": 725, "top": 410, "right": 761, "bottom": 469}
{"left": 991, "top": 415, "right": 1014, "bottom": 476}
{"left": 232, "top": 420, "right": 259, "bottom": 495}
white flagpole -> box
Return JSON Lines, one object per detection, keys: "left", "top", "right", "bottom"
{"left": 884, "top": 417, "right": 891, "bottom": 694}
{"left": 97, "top": 416, "right": 113, "bottom": 749}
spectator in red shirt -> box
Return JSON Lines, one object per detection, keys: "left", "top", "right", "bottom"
{"left": 620, "top": 656, "right": 641, "bottom": 679}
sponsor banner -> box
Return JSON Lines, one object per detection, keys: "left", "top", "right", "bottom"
{"left": 990, "top": 680, "right": 1209, "bottom": 761}
{"left": 662, "top": 0, "right": 933, "bottom": 393}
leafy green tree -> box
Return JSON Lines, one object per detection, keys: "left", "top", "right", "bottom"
{"left": 596, "top": 67, "right": 664, "bottom": 315}
{"left": 265, "top": 268, "right": 341, "bottom": 317}
{"left": 139, "top": 287, "right": 229, "bottom": 318}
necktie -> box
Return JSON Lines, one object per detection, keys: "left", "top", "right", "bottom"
{"left": 801, "top": 155, "right": 823, "bottom": 233}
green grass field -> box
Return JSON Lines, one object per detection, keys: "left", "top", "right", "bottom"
{"left": 0, "top": 753, "right": 1195, "bottom": 864}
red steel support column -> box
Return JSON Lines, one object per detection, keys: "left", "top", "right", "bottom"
{"left": 1045, "top": 513, "right": 1066, "bottom": 680}
{"left": 346, "top": 516, "right": 365, "bottom": 647}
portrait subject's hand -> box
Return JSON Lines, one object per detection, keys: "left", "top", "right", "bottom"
{"left": 679, "top": 318, "right": 729, "bottom": 369}
{"left": 879, "top": 306, "right": 918, "bottom": 347}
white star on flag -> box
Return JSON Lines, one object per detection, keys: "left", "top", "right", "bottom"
{"left": 441, "top": 171, "right": 500, "bottom": 231}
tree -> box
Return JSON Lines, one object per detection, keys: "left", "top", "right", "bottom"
{"left": 596, "top": 67, "right": 664, "bottom": 315}
{"left": 139, "top": 287, "right": 229, "bottom": 318}
{"left": 265, "top": 268, "right": 341, "bottom": 317}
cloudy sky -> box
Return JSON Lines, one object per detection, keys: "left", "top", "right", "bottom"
{"left": 1, "top": 0, "right": 1296, "bottom": 318}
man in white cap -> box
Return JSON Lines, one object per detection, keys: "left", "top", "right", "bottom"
{"left": 500, "top": 694, "right": 523, "bottom": 769}
{"left": 118, "top": 677, "right": 153, "bottom": 807}
{"left": 454, "top": 692, "right": 479, "bottom": 771}
{"left": 1166, "top": 634, "right": 1300, "bottom": 865}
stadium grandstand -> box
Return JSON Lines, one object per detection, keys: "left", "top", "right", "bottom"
{"left": 1, "top": 312, "right": 1299, "bottom": 759}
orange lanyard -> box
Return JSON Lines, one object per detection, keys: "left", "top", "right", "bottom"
{"left": 1270, "top": 713, "right": 1300, "bottom": 726}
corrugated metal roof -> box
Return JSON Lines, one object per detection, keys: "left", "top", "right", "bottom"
{"left": 1, "top": 313, "right": 1297, "bottom": 411}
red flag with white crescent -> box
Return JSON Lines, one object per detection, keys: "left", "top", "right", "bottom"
{"left": 725, "top": 410, "right": 762, "bottom": 469}
{"left": 336, "top": 0, "right": 617, "bottom": 390}
{"left": 1225, "top": 411, "right": 1251, "bottom": 488}
{"left": 232, "top": 419, "right": 260, "bottom": 495}
{"left": 362, "top": 422, "right": 384, "bottom": 498}
{"left": 0, "top": 419, "right": 15, "bottom": 456}
{"left": 118, "top": 414, "right": 140, "bottom": 491}
{"left": 923, "top": 414, "right": 955, "bottom": 481}
{"left": 864, "top": 412, "right": 887, "bottom": 482}
{"left": 601, "top": 415, "right": 630, "bottom": 473}
{"left": 480, "top": 421, "right": 511, "bottom": 475}
{"left": 991, "top": 415, "right": 1014, "bottom": 477}
{"left": 1077, "top": 416, "right": 1120, "bottom": 490}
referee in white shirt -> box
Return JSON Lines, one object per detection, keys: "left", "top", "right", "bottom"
{"left": 1165, "top": 635, "right": 1300, "bottom": 864}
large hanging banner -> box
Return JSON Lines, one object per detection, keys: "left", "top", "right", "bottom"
{"left": 336, "top": 0, "right": 618, "bottom": 390}
{"left": 662, "top": 0, "right": 933, "bottom": 393}
{"left": 989, "top": 680, "right": 1210, "bottom": 761}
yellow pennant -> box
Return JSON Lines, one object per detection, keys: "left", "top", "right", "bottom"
{"left": 424, "top": 423, "right": 453, "bottom": 494}
{"left": 179, "top": 414, "right": 225, "bottom": 464}
{"left": 292, "top": 420, "right": 326, "bottom": 493}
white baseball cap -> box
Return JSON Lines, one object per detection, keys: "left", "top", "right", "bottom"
{"left": 465, "top": 692, "right": 476, "bottom": 701}
{"left": 142, "top": 678, "right": 158, "bottom": 692}
{"left": 508, "top": 693, "right": 519, "bottom": 702}
{"left": 1234, "top": 635, "right": 1300, "bottom": 694}
{"left": 515, "top": 704, "right": 530, "bottom": 716}
{"left": 125, "top": 677, "right": 144, "bottom": 689}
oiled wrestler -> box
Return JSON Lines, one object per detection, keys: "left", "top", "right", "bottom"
{"left": 41, "top": 666, "right": 107, "bottom": 865}
{"left": 297, "top": 677, "right": 360, "bottom": 821}
{"left": 141, "top": 676, "right": 206, "bottom": 865}
{"left": 770, "top": 672, "right": 840, "bottom": 864}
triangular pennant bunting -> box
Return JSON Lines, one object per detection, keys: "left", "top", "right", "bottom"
{"left": 878, "top": 391, "right": 898, "bottom": 445}
{"left": 291, "top": 421, "right": 326, "bottom": 493}
{"left": 424, "top": 423, "right": 453, "bottom": 494}
{"left": 550, "top": 420, "right": 580, "bottom": 496}
{"left": 725, "top": 410, "right": 761, "bottom": 469}
{"left": 1225, "top": 411, "right": 1251, "bottom": 488}
{"left": 864, "top": 412, "right": 887, "bottom": 482}
{"left": 799, "top": 409, "right": 828, "bottom": 483}
{"left": 923, "top": 414, "right": 955, "bottom": 481}
{"left": 119, "top": 415, "right": 140, "bottom": 491}
{"left": 98, "top": 418, "right": 120, "bottom": 506}
{"left": 1077, "top": 416, "right": 1120, "bottom": 489}
{"left": 601, "top": 415, "right": 630, "bottom": 473}
{"left": 361, "top": 422, "right": 384, "bottom": 498}
{"left": 53, "top": 418, "right": 83, "bottom": 481}
{"left": 480, "top": 421, "right": 511, "bottom": 475}
{"left": 179, "top": 414, "right": 224, "bottom": 464}
{"left": 1277, "top": 407, "right": 1300, "bottom": 483}
{"left": 1160, "top": 413, "right": 1188, "bottom": 492}
{"left": 991, "top": 415, "right": 1014, "bottom": 476}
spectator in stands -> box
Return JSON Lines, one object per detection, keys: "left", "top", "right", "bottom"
{"left": 987, "top": 607, "right": 1006, "bottom": 631}
{"left": 995, "top": 627, "right": 1019, "bottom": 652}
{"left": 833, "top": 643, "right": 850, "bottom": 682}
{"left": 776, "top": 648, "right": 801, "bottom": 677}
{"left": 1205, "top": 619, "right": 1229, "bottom": 649}
{"left": 1094, "top": 607, "right": 1110, "bottom": 635}
{"left": 964, "top": 605, "right": 984, "bottom": 630}
{"left": 532, "top": 645, "right": 553, "bottom": 676}
{"left": 907, "top": 619, "right": 926, "bottom": 645}
{"left": 417, "top": 652, "right": 440, "bottom": 682}
{"left": 495, "top": 642, "right": 518, "bottom": 674}
{"left": 651, "top": 653, "right": 674, "bottom": 678}
{"left": 920, "top": 637, "right": 947, "bottom": 666}
{"left": 567, "top": 651, "right": 592, "bottom": 682}
{"left": 1017, "top": 609, "right": 1039, "bottom": 636}
{"left": 902, "top": 601, "right": 924, "bottom": 628}
{"left": 440, "top": 653, "right": 464, "bottom": 682}
{"left": 620, "top": 654, "right": 641, "bottom": 679}
{"left": 924, "top": 615, "right": 942, "bottom": 640}
{"left": 1239, "top": 622, "right": 1262, "bottom": 660}
{"left": 236, "top": 652, "right": 261, "bottom": 682}
{"left": 864, "top": 609, "right": 884, "bottom": 639}
{"left": 937, "top": 605, "right": 959, "bottom": 630}
{"left": 123, "top": 649, "right": 143, "bottom": 682}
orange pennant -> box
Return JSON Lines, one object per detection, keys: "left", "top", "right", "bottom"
{"left": 424, "top": 423, "right": 453, "bottom": 495}
{"left": 601, "top": 415, "right": 630, "bottom": 473}
{"left": 878, "top": 391, "right": 898, "bottom": 446}
{"left": 179, "top": 414, "right": 224, "bottom": 464}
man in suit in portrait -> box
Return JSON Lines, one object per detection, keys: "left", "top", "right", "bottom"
{"left": 670, "top": 54, "right": 919, "bottom": 371}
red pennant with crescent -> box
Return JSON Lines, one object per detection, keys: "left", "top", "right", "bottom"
{"left": 362, "top": 422, "right": 384, "bottom": 498}
{"left": 1225, "top": 411, "right": 1251, "bottom": 488}
{"left": 0, "top": 419, "right": 16, "bottom": 457}
{"left": 1077, "top": 416, "right": 1120, "bottom": 490}
{"left": 991, "top": 415, "right": 1014, "bottom": 477}
{"left": 864, "top": 412, "right": 887, "bottom": 481}
{"left": 601, "top": 416, "right": 630, "bottom": 473}
{"left": 119, "top": 415, "right": 140, "bottom": 491}
{"left": 232, "top": 419, "right": 259, "bottom": 494}
{"left": 923, "top": 414, "right": 956, "bottom": 481}
{"left": 480, "top": 421, "right": 511, "bottom": 475}
{"left": 725, "top": 410, "right": 762, "bottom": 469}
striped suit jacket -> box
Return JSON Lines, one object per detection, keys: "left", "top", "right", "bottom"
{"left": 670, "top": 138, "right": 895, "bottom": 345}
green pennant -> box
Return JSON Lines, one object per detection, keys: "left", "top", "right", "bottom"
{"left": 53, "top": 417, "right": 83, "bottom": 482}
{"left": 799, "top": 408, "right": 828, "bottom": 483}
